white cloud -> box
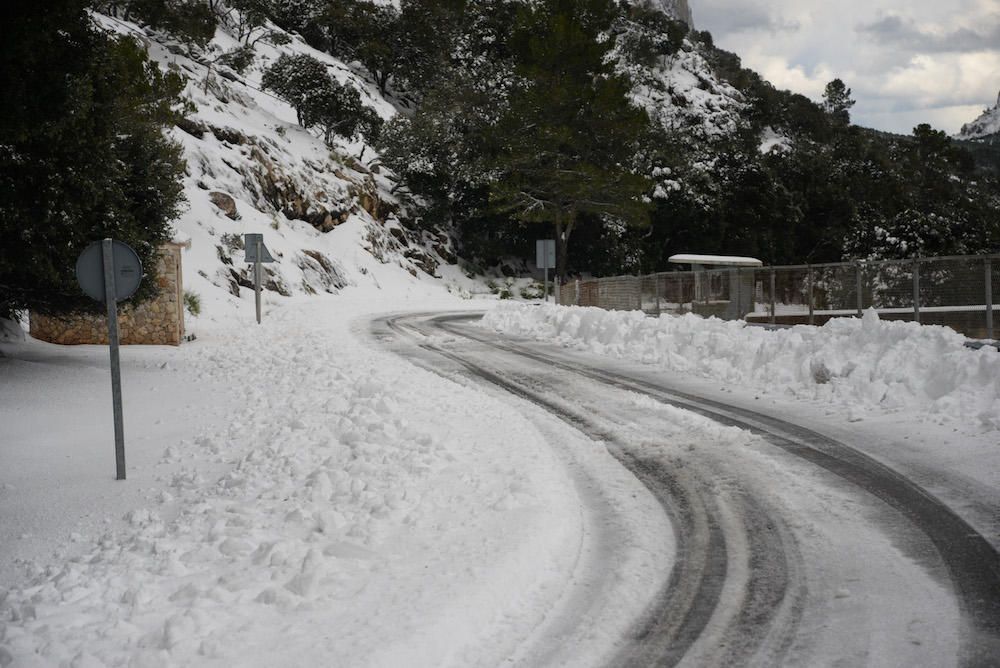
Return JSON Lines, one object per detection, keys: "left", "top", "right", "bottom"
{"left": 694, "top": 0, "right": 1000, "bottom": 133}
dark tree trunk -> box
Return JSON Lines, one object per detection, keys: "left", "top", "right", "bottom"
{"left": 555, "top": 213, "right": 575, "bottom": 281}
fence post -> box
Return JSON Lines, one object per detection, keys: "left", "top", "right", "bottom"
{"left": 913, "top": 258, "right": 921, "bottom": 324}
{"left": 807, "top": 265, "right": 814, "bottom": 325}
{"left": 986, "top": 258, "right": 994, "bottom": 340}
{"left": 554, "top": 275, "right": 560, "bottom": 306}
{"left": 575, "top": 279, "right": 580, "bottom": 306}
{"left": 770, "top": 268, "right": 776, "bottom": 325}
{"left": 636, "top": 276, "right": 642, "bottom": 311}
{"left": 856, "top": 261, "right": 863, "bottom": 317}
{"left": 655, "top": 275, "right": 661, "bottom": 316}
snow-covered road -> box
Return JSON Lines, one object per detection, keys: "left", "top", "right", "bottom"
{"left": 375, "top": 311, "right": 1000, "bottom": 667}
{"left": 3, "top": 295, "right": 999, "bottom": 667}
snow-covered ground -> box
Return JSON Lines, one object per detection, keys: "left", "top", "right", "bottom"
{"left": 6, "top": 292, "right": 1000, "bottom": 665}
{"left": 0, "top": 286, "right": 672, "bottom": 667}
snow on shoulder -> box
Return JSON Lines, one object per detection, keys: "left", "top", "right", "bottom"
{"left": 481, "top": 303, "right": 1000, "bottom": 430}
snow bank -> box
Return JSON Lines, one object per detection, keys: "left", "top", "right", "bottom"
{"left": 0, "top": 297, "right": 582, "bottom": 666}
{"left": 481, "top": 304, "right": 1000, "bottom": 429}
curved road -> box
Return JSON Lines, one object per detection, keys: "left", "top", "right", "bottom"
{"left": 371, "top": 311, "right": 1000, "bottom": 667}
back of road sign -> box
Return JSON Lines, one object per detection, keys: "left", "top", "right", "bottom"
{"left": 75, "top": 240, "right": 143, "bottom": 302}
{"left": 536, "top": 240, "right": 555, "bottom": 269}
{"left": 244, "top": 234, "right": 275, "bottom": 263}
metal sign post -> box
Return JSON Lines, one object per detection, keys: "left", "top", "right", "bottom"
{"left": 76, "top": 239, "right": 143, "bottom": 481}
{"left": 255, "top": 238, "right": 262, "bottom": 324}
{"left": 536, "top": 239, "right": 556, "bottom": 303}
{"left": 102, "top": 241, "right": 126, "bottom": 480}
{"left": 244, "top": 234, "right": 275, "bottom": 324}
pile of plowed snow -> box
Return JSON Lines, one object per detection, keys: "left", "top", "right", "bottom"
{"left": 481, "top": 304, "right": 1000, "bottom": 429}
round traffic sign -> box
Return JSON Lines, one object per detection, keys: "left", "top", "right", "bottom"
{"left": 75, "top": 240, "right": 143, "bottom": 303}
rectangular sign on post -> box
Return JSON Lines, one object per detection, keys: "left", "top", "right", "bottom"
{"left": 536, "top": 240, "right": 556, "bottom": 304}
{"left": 244, "top": 234, "right": 275, "bottom": 263}
{"left": 536, "top": 240, "right": 555, "bottom": 269}
{"left": 245, "top": 234, "right": 275, "bottom": 324}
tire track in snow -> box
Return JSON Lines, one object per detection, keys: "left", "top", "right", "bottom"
{"left": 373, "top": 313, "right": 802, "bottom": 667}
{"left": 433, "top": 312, "right": 1000, "bottom": 668}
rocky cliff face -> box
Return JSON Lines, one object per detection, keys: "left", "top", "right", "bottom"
{"left": 958, "top": 91, "right": 1000, "bottom": 142}
{"left": 654, "top": 0, "right": 694, "bottom": 27}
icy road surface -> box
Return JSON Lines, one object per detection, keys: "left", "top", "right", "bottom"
{"left": 373, "top": 312, "right": 1000, "bottom": 667}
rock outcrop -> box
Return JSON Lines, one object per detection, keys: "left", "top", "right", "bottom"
{"left": 653, "top": 0, "right": 693, "bottom": 27}
{"left": 958, "top": 91, "right": 1000, "bottom": 142}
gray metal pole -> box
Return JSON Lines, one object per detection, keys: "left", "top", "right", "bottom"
{"left": 770, "top": 268, "right": 776, "bottom": 325}
{"left": 544, "top": 266, "right": 549, "bottom": 304}
{"left": 101, "top": 239, "right": 126, "bottom": 481}
{"left": 575, "top": 279, "right": 580, "bottom": 306}
{"left": 255, "top": 238, "right": 262, "bottom": 324}
{"left": 986, "top": 259, "right": 994, "bottom": 341}
{"left": 656, "top": 275, "right": 661, "bottom": 316}
{"left": 856, "top": 262, "right": 863, "bottom": 317}
{"left": 807, "top": 265, "right": 814, "bottom": 325}
{"left": 735, "top": 268, "right": 741, "bottom": 319}
{"left": 554, "top": 275, "right": 560, "bottom": 305}
{"left": 913, "top": 258, "right": 921, "bottom": 324}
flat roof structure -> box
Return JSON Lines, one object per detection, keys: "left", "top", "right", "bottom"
{"left": 668, "top": 254, "right": 763, "bottom": 267}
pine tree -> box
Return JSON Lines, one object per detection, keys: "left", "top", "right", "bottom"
{"left": 487, "top": 0, "right": 652, "bottom": 278}
{"left": 261, "top": 53, "right": 380, "bottom": 143}
{"left": 822, "top": 79, "right": 855, "bottom": 127}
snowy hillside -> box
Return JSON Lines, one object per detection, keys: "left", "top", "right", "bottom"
{"left": 94, "top": 2, "right": 730, "bottom": 314}
{"left": 617, "top": 37, "right": 746, "bottom": 142}
{"left": 957, "top": 90, "right": 1000, "bottom": 142}
{"left": 94, "top": 10, "right": 475, "bottom": 319}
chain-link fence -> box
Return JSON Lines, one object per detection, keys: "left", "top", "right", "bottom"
{"left": 557, "top": 254, "right": 999, "bottom": 340}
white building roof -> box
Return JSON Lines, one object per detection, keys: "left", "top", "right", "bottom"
{"left": 668, "top": 254, "right": 763, "bottom": 267}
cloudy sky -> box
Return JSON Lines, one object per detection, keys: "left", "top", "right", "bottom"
{"left": 692, "top": 0, "right": 1000, "bottom": 135}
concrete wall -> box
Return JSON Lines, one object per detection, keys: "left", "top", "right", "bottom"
{"left": 30, "top": 243, "right": 186, "bottom": 346}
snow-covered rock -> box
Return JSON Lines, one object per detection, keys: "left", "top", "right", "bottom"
{"left": 652, "top": 0, "right": 693, "bottom": 27}
{"left": 957, "top": 90, "right": 1000, "bottom": 142}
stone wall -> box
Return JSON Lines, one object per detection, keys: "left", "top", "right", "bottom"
{"left": 30, "top": 243, "right": 186, "bottom": 346}
{"left": 561, "top": 277, "right": 643, "bottom": 311}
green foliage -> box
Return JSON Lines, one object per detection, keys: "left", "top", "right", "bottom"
{"left": 488, "top": 0, "right": 653, "bottom": 276}
{"left": 183, "top": 289, "right": 202, "bottom": 316}
{"left": 260, "top": 53, "right": 381, "bottom": 143}
{"left": 0, "top": 0, "right": 187, "bottom": 319}
{"left": 98, "top": 0, "right": 217, "bottom": 47}
{"left": 822, "top": 79, "right": 855, "bottom": 127}
{"left": 381, "top": 0, "right": 651, "bottom": 277}
{"left": 217, "top": 44, "right": 255, "bottom": 73}
{"left": 612, "top": 0, "right": 686, "bottom": 68}
{"left": 292, "top": 0, "right": 999, "bottom": 272}
{"left": 318, "top": 0, "right": 402, "bottom": 93}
